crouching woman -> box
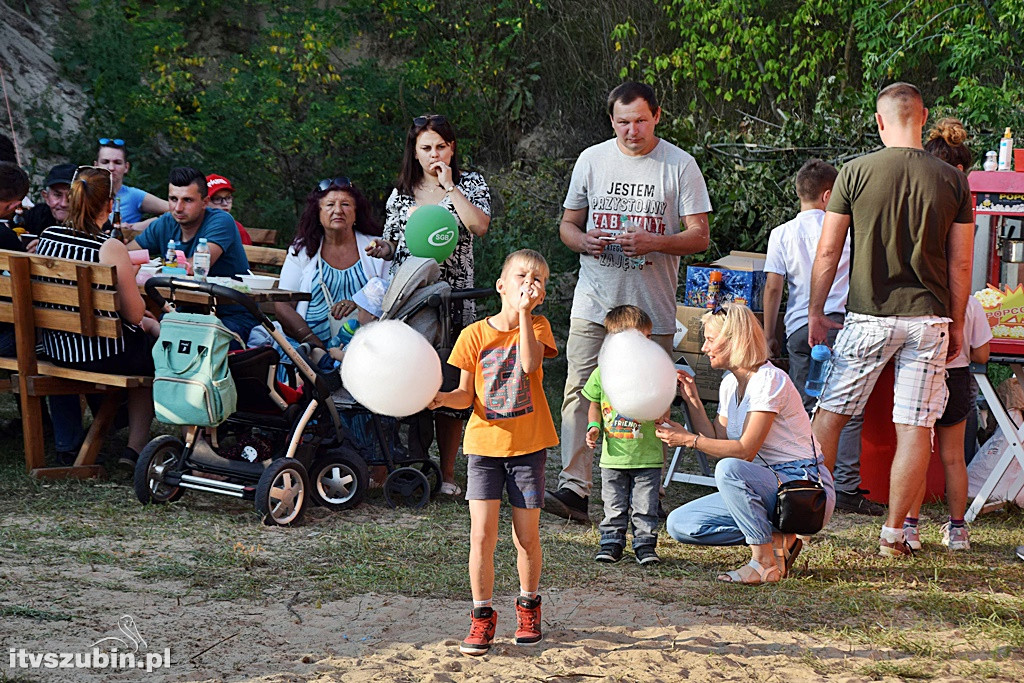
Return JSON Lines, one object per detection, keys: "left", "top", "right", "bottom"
{"left": 656, "top": 304, "right": 834, "bottom": 584}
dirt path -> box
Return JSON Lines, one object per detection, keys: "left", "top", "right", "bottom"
{"left": 1, "top": 573, "right": 1007, "bottom": 682}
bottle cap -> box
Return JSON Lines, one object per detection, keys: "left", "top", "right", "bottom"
{"left": 709, "top": 270, "right": 723, "bottom": 282}
{"left": 1006, "top": 127, "right": 1013, "bottom": 137}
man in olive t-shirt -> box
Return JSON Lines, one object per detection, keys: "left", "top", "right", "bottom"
{"left": 807, "top": 83, "right": 974, "bottom": 558}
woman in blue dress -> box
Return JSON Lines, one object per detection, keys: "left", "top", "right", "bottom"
{"left": 275, "top": 178, "right": 387, "bottom": 353}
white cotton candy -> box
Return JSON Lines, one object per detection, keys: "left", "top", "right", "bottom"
{"left": 598, "top": 329, "right": 677, "bottom": 421}
{"left": 341, "top": 320, "right": 442, "bottom": 417}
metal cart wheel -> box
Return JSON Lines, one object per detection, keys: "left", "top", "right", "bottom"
{"left": 382, "top": 466, "right": 431, "bottom": 509}
{"left": 310, "top": 449, "right": 369, "bottom": 511}
{"left": 255, "top": 458, "right": 309, "bottom": 526}
{"left": 134, "top": 435, "right": 185, "bottom": 505}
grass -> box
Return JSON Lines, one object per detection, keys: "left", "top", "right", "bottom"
{"left": 1, "top": 369, "right": 1024, "bottom": 679}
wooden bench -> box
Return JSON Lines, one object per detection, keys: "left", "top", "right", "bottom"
{"left": 244, "top": 244, "right": 287, "bottom": 276}
{"left": 246, "top": 228, "right": 278, "bottom": 247}
{"left": 0, "top": 250, "right": 152, "bottom": 479}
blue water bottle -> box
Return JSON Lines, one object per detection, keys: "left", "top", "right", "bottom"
{"left": 805, "top": 344, "right": 831, "bottom": 397}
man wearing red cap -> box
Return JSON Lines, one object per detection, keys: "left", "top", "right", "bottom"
{"left": 206, "top": 174, "right": 253, "bottom": 245}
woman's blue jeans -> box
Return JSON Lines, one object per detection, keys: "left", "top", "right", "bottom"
{"left": 667, "top": 456, "right": 835, "bottom": 547}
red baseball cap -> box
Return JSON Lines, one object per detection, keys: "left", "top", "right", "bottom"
{"left": 206, "top": 174, "right": 235, "bottom": 197}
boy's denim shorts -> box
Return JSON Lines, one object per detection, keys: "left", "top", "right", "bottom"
{"left": 465, "top": 449, "right": 547, "bottom": 508}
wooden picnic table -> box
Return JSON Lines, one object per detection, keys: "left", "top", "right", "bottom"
{"left": 140, "top": 280, "right": 310, "bottom": 311}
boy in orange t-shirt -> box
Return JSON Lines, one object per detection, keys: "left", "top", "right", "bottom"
{"left": 430, "top": 248, "right": 558, "bottom": 656}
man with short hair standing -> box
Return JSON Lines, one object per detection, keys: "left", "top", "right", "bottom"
{"left": 23, "top": 163, "right": 75, "bottom": 233}
{"left": 808, "top": 82, "right": 974, "bottom": 557}
{"left": 544, "top": 82, "right": 712, "bottom": 523}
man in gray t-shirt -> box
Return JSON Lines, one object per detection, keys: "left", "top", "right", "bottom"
{"left": 544, "top": 82, "right": 712, "bottom": 524}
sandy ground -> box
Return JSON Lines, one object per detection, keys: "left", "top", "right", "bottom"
{"left": 1, "top": 570, "right": 1011, "bottom": 683}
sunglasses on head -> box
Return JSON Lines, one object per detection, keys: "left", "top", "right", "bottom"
{"left": 709, "top": 302, "right": 728, "bottom": 315}
{"left": 317, "top": 176, "right": 352, "bottom": 192}
{"left": 98, "top": 137, "right": 125, "bottom": 147}
{"left": 413, "top": 114, "right": 447, "bottom": 127}
{"left": 72, "top": 166, "right": 114, "bottom": 199}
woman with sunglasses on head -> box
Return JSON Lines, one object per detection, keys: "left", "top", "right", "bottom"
{"left": 366, "top": 114, "right": 491, "bottom": 497}
{"left": 274, "top": 178, "right": 387, "bottom": 355}
{"left": 36, "top": 167, "right": 160, "bottom": 468}
{"left": 655, "top": 304, "right": 835, "bottom": 585}
{"left": 95, "top": 137, "right": 168, "bottom": 235}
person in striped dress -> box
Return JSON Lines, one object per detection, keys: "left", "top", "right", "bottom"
{"left": 37, "top": 166, "right": 159, "bottom": 468}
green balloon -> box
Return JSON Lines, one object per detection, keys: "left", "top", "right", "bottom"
{"left": 405, "top": 205, "right": 458, "bottom": 263}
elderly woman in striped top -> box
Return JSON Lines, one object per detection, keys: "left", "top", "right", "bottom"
{"left": 36, "top": 166, "right": 159, "bottom": 467}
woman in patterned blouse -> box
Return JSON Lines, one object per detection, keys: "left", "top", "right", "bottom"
{"left": 366, "top": 114, "right": 492, "bottom": 496}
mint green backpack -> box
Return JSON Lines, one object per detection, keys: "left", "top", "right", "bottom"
{"left": 152, "top": 311, "right": 240, "bottom": 426}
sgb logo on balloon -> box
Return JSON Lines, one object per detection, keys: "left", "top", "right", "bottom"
{"left": 427, "top": 228, "right": 455, "bottom": 247}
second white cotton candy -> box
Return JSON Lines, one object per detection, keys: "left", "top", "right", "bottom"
{"left": 598, "top": 329, "right": 677, "bottom": 421}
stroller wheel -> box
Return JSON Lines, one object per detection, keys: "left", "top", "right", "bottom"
{"left": 408, "top": 459, "right": 442, "bottom": 499}
{"left": 256, "top": 459, "right": 309, "bottom": 526}
{"left": 383, "top": 467, "right": 431, "bottom": 509}
{"left": 310, "top": 449, "right": 369, "bottom": 511}
{"left": 134, "top": 435, "right": 185, "bottom": 505}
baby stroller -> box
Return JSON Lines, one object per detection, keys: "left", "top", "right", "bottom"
{"left": 334, "top": 256, "right": 493, "bottom": 509}
{"left": 134, "top": 276, "right": 369, "bottom": 526}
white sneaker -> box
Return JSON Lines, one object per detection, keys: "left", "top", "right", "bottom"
{"left": 941, "top": 522, "right": 970, "bottom": 551}
{"left": 440, "top": 482, "right": 462, "bottom": 496}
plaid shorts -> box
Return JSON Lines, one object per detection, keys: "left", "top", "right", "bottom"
{"left": 817, "top": 312, "right": 949, "bottom": 428}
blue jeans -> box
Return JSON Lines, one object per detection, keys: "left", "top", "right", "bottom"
{"left": 0, "top": 325, "right": 14, "bottom": 357}
{"left": 599, "top": 467, "right": 661, "bottom": 549}
{"left": 49, "top": 395, "right": 85, "bottom": 453}
{"left": 667, "top": 456, "right": 835, "bottom": 546}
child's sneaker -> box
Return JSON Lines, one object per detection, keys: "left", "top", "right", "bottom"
{"left": 594, "top": 544, "right": 623, "bottom": 563}
{"left": 634, "top": 545, "right": 660, "bottom": 566}
{"left": 514, "top": 596, "right": 542, "bottom": 646}
{"left": 941, "top": 522, "right": 970, "bottom": 551}
{"left": 903, "top": 525, "right": 922, "bottom": 551}
{"left": 460, "top": 607, "right": 497, "bottom": 656}
{"left": 879, "top": 536, "right": 914, "bottom": 558}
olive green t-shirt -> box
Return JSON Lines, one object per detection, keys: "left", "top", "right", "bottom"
{"left": 827, "top": 147, "right": 973, "bottom": 317}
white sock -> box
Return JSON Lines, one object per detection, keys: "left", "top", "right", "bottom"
{"left": 519, "top": 588, "right": 537, "bottom": 600}
{"left": 473, "top": 598, "right": 492, "bottom": 609}
{"left": 880, "top": 525, "right": 905, "bottom": 543}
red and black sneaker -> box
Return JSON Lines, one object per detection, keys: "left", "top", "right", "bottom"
{"left": 514, "top": 595, "right": 543, "bottom": 646}
{"left": 460, "top": 607, "right": 497, "bottom": 656}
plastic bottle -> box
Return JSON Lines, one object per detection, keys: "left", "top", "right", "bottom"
{"left": 984, "top": 150, "right": 999, "bottom": 172}
{"left": 163, "top": 239, "right": 178, "bottom": 268}
{"left": 193, "top": 237, "right": 210, "bottom": 282}
{"left": 998, "top": 128, "right": 1014, "bottom": 171}
{"left": 706, "top": 270, "right": 723, "bottom": 309}
{"left": 805, "top": 344, "right": 832, "bottom": 397}
{"left": 618, "top": 214, "right": 646, "bottom": 270}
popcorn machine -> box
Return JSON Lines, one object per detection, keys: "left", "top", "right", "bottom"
{"left": 971, "top": 170, "right": 1024, "bottom": 355}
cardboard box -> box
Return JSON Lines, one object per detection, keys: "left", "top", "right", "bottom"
{"left": 676, "top": 352, "right": 725, "bottom": 403}
{"left": 674, "top": 304, "right": 786, "bottom": 355}
{"left": 683, "top": 251, "right": 769, "bottom": 311}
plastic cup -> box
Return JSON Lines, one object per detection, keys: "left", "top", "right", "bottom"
{"left": 129, "top": 249, "right": 150, "bottom": 265}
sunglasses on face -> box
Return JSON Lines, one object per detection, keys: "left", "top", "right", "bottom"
{"left": 98, "top": 137, "right": 125, "bottom": 147}
{"left": 317, "top": 176, "right": 352, "bottom": 192}
{"left": 413, "top": 114, "right": 447, "bottom": 127}
{"left": 71, "top": 166, "right": 114, "bottom": 199}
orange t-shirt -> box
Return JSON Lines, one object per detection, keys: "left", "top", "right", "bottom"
{"left": 447, "top": 315, "right": 560, "bottom": 457}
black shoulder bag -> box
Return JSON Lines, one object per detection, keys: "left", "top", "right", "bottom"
{"left": 759, "top": 435, "right": 827, "bottom": 535}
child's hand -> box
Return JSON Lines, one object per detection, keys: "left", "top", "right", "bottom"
{"left": 327, "top": 347, "right": 345, "bottom": 362}
{"left": 516, "top": 270, "right": 545, "bottom": 313}
{"left": 428, "top": 392, "right": 446, "bottom": 410}
{"left": 586, "top": 426, "right": 600, "bottom": 449}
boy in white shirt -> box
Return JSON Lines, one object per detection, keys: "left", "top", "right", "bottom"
{"left": 763, "top": 160, "right": 878, "bottom": 515}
